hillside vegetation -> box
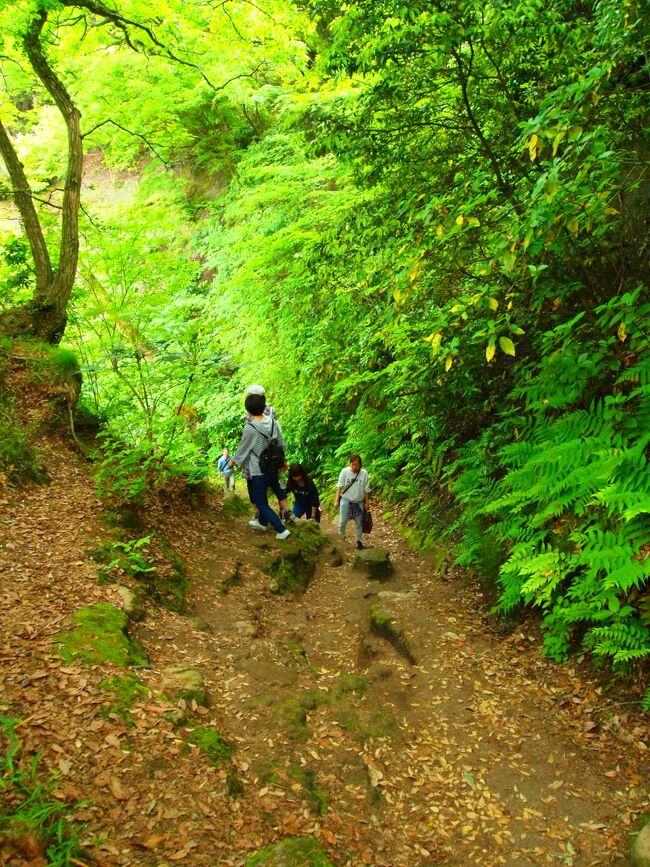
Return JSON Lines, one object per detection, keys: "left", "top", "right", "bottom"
{"left": 0, "top": 0, "right": 649, "bottom": 705}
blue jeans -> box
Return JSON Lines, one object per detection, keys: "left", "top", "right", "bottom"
{"left": 292, "top": 502, "right": 319, "bottom": 520}
{"left": 339, "top": 498, "right": 363, "bottom": 542}
{"left": 248, "top": 475, "right": 286, "bottom": 533}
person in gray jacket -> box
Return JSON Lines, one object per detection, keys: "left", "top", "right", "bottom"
{"left": 228, "top": 392, "right": 291, "bottom": 540}
{"left": 335, "top": 454, "right": 370, "bottom": 549}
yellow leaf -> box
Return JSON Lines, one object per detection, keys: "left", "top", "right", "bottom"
{"left": 499, "top": 336, "right": 516, "bottom": 356}
{"left": 617, "top": 321, "right": 627, "bottom": 342}
{"left": 455, "top": 215, "right": 464, "bottom": 225}
{"left": 445, "top": 355, "right": 453, "bottom": 372}
{"left": 568, "top": 219, "right": 579, "bottom": 235}
{"left": 528, "top": 133, "right": 538, "bottom": 161}
{"left": 552, "top": 131, "right": 564, "bottom": 156}
{"left": 436, "top": 224, "right": 444, "bottom": 237}
{"left": 486, "top": 343, "right": 496, "bottom": 363}
{"left": 487, "top": 297, "right": 499, "bottom": 311}
{"left": 431, "top": 332, "right": 442, "bottom": 350}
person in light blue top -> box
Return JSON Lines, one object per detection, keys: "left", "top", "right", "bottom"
{"left": 217, "top": 447, "right": 235, "bottom": 493}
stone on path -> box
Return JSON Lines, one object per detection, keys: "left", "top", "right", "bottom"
{"left": 632, "top": 822, "right": 650, "bottom": 867}
{"left": 369, "top": 591, "right": 422, "bottom": 664}
{"left": 116, "top": 585, "right": 145, "bottom": 622}
{"left": 245, "top": 836, "right": 333, "bottom": 866}
{"left": 352, "top": 547, "right": 394, "bottom": 581}
{"left": 160, "top": 664, "right": 206, "bottom": 705}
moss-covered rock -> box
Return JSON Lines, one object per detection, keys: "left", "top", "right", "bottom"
{"left": 186, "top": 726, "right": 233, "bottom": 765}
{"left": 55, "top": 604, "right": 148, "bottom": 666}
{"left": 352, "top": 548, "right": 394, "bottom": 581}
{"left": 632, "top": 821, "right": 650, "bottom": 867}
{"left": 265, "top": 522, "right": 326, "bottom": 594}
{"left": 100, "top": 674, "right": 148, "bottom": 726}
{"left": 289, "top": 766, "right": 329, "bottom": 816}
{"left": 116, "top": 585, "right": 146, "bottom": 622}
{"left": 246, "top": 837, "right": 333, "bottom": 866}
{"left": 277, "top": 674, "right": 366, "bottom": 741}
{"left": 160, "top": 664, "right": 206, "bottom": 705}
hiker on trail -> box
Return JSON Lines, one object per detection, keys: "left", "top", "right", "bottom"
{"left": 286, "top": 463, "right": 320, "bottom": 522}
{"left": 217, "top": 447, "right": 236, "bottom": 493}
{"left": 244, "top": 384, "right": 294, "bottom": 524}
{"left": 335, "top": 454, "right": 370, "bottom": 550}
{"left": 229, "top": 392, "right": 291, "bottom": 540}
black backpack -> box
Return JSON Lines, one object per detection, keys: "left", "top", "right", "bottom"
{"left": 248, "top": 419, "right": 285, "bottom": 475}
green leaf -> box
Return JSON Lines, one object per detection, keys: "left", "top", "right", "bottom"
{"left": 499, "top": 337, "right": 516, "bottom": 356}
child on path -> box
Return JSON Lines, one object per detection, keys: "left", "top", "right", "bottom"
{"left": 286, "top": 463, "right": 320, "bottom": 522}
{"left": 335, "top": 454, "right": 370, "bottom": 549}
{"left": 229, "top": 392, "right": 291, "bottom": 540}
{"left": 217, "top": 447, "right": 236, "bottom": 493}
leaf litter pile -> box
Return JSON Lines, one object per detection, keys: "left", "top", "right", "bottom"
{"left": 1, "top": 440, "right": 649, "bottom": 866}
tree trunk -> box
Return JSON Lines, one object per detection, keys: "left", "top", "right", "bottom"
{"left": 0, "top": 8, "right": 82, "bottom": 345}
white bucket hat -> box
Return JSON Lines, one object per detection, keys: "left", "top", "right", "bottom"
{"left": 246, "top": 384, "right": 266, "bottom": 395}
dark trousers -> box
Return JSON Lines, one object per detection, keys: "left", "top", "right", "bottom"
{"left": 248, "top": 475, "right": 286, "bottom": 532}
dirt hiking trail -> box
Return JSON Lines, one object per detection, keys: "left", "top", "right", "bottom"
{"left": 1, "top": 441, "right": 649, "bottom": 866}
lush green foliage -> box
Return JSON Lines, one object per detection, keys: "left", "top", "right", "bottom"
{"left": 1, "top": 0, "right": 648, "bottom": 703}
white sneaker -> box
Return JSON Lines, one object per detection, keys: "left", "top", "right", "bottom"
{"left": 249, "top": 519, "right": 268, "bottom": 531}
{"left": 275, "top": 529, "right": 291, "bottom": 540}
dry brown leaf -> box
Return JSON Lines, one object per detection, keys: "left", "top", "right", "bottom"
{"left": 109, "top": 776, "right": 129, "bottom": 800}
{"left": 141, "top": 835, "right": 167, "bottom": 849}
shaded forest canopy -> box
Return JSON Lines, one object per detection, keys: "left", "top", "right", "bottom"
{"left": 0, "top": 0, "right": 649, "bottom": 704}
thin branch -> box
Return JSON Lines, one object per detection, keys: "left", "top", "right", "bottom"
{"left": 64, "top": 0, "right": 221, "bottom": 91}
{"left": 81, "top": 118, "right": 170, "bottom": 166}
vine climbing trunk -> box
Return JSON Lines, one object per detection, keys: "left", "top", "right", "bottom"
{"left": 0, "top": 9, "right": 82, "bottom": 345}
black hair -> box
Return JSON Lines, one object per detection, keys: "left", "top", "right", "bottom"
{"left": 245, "top": 392, "right": 266, "bottom": 416}
{"left": 349, "top": 454, "right": 362, "bottom": 467}
{"left": 286, "top": 463, "right": 312, "bottom": 492}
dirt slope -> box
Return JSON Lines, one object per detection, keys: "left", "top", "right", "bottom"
{"left": 1, "top": 442, "right": 649, "bottom": 866}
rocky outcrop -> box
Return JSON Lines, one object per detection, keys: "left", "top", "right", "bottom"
{"left": 352, "top": 548, "right": 394, "bottom": 581}
{"left": 160, "top": 664, "right": 206, "bottom": 705}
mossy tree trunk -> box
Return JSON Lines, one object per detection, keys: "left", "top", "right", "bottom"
{"left": 0, "top": 8, "right": 81, "bottom": 345}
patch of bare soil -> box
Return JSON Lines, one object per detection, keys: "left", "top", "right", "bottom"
{"left": 1, "top": 443, "right": 649, "bottom": 866}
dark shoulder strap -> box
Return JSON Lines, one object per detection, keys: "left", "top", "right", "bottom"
{"left": 246, "top": 420, "right": 270, "bottom": 442}
{"left": 341, "top": 471, "right": 360, "bottom": 495}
